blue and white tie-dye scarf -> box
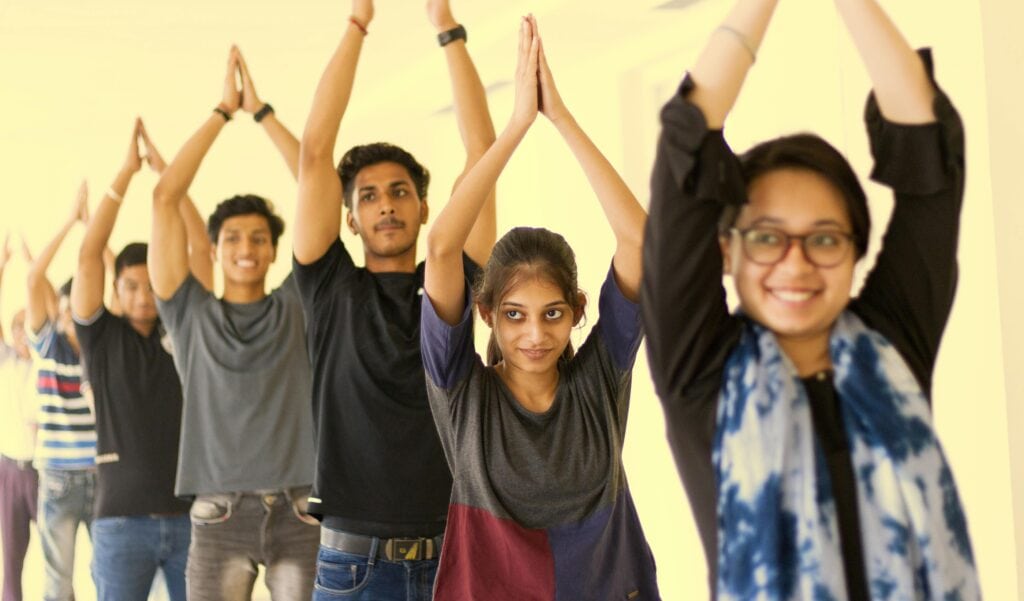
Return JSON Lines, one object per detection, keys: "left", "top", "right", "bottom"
{"left": 713, "top": 311, "right": 980, "bottom": 600}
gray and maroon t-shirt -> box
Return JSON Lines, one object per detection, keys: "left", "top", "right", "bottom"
{"left": 421, "top": 267, "right": 660, "bottom": 601}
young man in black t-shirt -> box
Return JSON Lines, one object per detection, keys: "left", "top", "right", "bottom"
{"left": 70, "top": 119, "right": 210, "bottom": 601}
{"left": 294, "top": 0, "right": 496, "bottom": 597}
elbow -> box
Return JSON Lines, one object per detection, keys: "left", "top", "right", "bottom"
{"left": 78, "top": 238, "right": 101, "bottom": 264}
{"left": 25, "top": 267, "right": 44, "bottom": 291}
{"left": 617, "top": 223, "right": 646, "bottom": 260}
{"left": 189, "top": 236, "right": 212, "bottom": 256}
{"left": 153, "top": 181, "right": 177, "bottom": 207}
{"left": 299, "top": 134, "right": 334, "bottom": 172}
{"left": 466, "top": 132, "right": 497, "bottom": 159}
{"left": 425, "top": 229, "right": 460, "bottom": 264}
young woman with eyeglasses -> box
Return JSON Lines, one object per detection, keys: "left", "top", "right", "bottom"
{"left": 641, "top": 0, "right": 978, "bottom": 599}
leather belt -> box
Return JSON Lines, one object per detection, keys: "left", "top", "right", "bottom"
{"left": 320, "top": 527, "right": 443, "bottom": 561}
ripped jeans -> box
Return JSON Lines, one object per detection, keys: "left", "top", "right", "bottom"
{"left": 186, "top": 488, "right": 319, "bottom": 601}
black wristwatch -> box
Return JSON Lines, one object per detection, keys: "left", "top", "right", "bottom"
{"left": 254, "top": 103, "right": 275, "bottom": 123}
{"left": 437, "top": 24, "right": 467, "bottom": 47}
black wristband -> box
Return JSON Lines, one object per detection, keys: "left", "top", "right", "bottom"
{"left": 437, "top": 24, "right": 467, "bottom": 47}
{"left": 254, "top": 103, "right": 275, "bottom": 123}
{"left": 213, "top": 106, "right": 232, "bottom": 122}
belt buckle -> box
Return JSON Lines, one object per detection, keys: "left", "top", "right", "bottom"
{"left": 384, "top": 537, "right": 430, "bottom": 561}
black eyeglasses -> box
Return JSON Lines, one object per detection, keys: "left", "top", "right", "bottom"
{"left": 729, "top": 227, "right": 855, "bottom": 268}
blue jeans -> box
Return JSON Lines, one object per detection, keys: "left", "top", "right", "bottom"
{"left": 313, "top": 541, "right": 439, "bottom": 601}
{"left": 37, "top": 468, "right": 94, "bottom": 601}
{"left": 186, "top": 489, "right": 319, "bottom": 601}
{"left": 91, "top": 514, "right": 190, "bottom": 601}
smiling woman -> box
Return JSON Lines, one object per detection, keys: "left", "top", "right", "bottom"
{"left": 419, "top": 15, "right": 659, "bottom": 600}
{"left": 640, "top": 0, "right": 979, "bottom": 598}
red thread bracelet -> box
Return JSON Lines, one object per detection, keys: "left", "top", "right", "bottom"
{"left": 349, "top": 16, "right": 368, "bottom": 36}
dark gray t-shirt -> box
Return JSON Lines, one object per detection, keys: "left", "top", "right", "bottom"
{"left": 421, "top": 268, "right": 660, "bottom": 600}
{"left": 156, "top": 273, "right": 315, "bottom": 497}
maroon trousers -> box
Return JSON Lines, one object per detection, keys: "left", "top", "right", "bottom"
{"left": 0, "top": 456, "right": 38, "bottom": 601}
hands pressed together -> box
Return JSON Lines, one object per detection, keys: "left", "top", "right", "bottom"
{"left": 512, "top": 15, "right": 569, "bottom": 132}
{"left": 217, "top": 45, "right": 269, "bottom": 120}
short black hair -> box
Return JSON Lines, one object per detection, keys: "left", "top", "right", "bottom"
{"left": 58, "top": 278, "right": 73, "bottom": 299}
{"left": 115, "top": 242, "right": 148, "bottom": 279}
{"left": 726, "top": 133, "right": 871, "bottom": 259}
{"left": 337, "top": 143, "right": 430, "bottom": 210}
{"left": 207, "top": 194, "right": 285, "bottom": 248}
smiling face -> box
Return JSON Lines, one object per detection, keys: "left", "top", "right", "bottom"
{"left": 479, "top": 275, "right": 582, "bottom": 378}
{"left": 346, "top": 161, "right": 428, "bottom": 266}
{"left": 721, "top": 168, "right": 857, "bottom": 344}
{"left": 214, "top": 213, "right": 277, "bottom": 287}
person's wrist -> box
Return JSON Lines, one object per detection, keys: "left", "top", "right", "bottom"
{"left": 548, "top": 109, "right": 574, "bottom": 128}
{"left": 433, "top": 16, "right": 458, "bottom": 33}
{"left": 214, "top": 104, "right": 234, "bottom": 122}
{"left": 106, "top": 185, "right": 125, "bottom": 204}
{"left": 506, "top": 114, "right": 534, "bottom": 136}
{"left": 254, "top": 103, "right": 275, "bottom": 123}
{"left": 349, "top": 15, "right": 370, "bottom": 35}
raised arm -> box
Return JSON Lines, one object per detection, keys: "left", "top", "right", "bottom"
{"left": 834, "top": 0, "right": 934, "bottom": 123}
{"left": 840, "top": 1, "right": 960, "bottom": 392}
{"left": 640, "top": 2, "right": 772, "bottom": 404}
{"left": 0, "top": 235, "right": 11, "bottom": 343}
{"left": 27, "top": 183, "right": 88, "bottom": 333}
{"left": 151, "top": 48, "right": 240, "bottom": 300}
{"left": 534, "top": 20, "right": 645, "bottom": 300}
{"left": 238, "top": 48, "right": 300, "bottom": 180}
{"left": 139, "top": 122, "right": 214, "bottom": 291}
{"left": 20, "top": 237, "right": 58, "bottom": 320}
{"left": 72, "top": 119, "right": 143, "bottom": 320}
{"left": 425, "top": 17, "right": 538, "bottom": 325}
{"left": 428, "top": 0, "right": 498, "bottom": 265}
{"left": 295, "top": 0, "right": 373, "bottom": 265}
{"left": 688, "top": 0, "right": 779, "bottom": 129}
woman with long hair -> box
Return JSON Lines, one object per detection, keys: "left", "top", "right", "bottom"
{"left": 420, "top": 16, "right": 659, "bottom": 601}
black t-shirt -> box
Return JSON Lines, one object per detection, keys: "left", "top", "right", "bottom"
{"left": 293, "top": 238, "right": 481, "bottom": 537}
{"left": 641, "top": 50, "right": 964, "bottom": 599}
{"left": 75, "top": 308, "right": 191, "bottom": 518}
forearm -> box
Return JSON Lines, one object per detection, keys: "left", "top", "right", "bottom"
{"left": 553, "top": 115, "right": 644, "bottom": 254}
{"left": 441, "top": 20, "right": 498, "bottom": 265}
{"left": 261, "top": 114, "right": 300, "bottom": 180}
{"left": 81, "top": 173, "right": 130, "bottom": 260}
{"left": 153, "top": 114, "right": 226, "bottom": 206}
{"left": 689, "top": 0, "right": 778, "bottom": 128}
{"left": 301, "top": 22, "right": 367, "bottom": 164}
{"left": 27, "top": 220, "right": 74, "bottom": 330}
{"left": 441, "top": 38, "right": 497, "bottom": 159}
{"left": 428, "top": 121, "right": 526, "bottom": 259}
{"left": 833, "top": 0, "right": 934, "bottom": 123}
{"left": 28, "top": 221, "right": 73, "bottom": 289}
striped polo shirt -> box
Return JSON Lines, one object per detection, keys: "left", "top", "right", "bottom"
{"left": 29, "top": 320, "right": 95, "bottom": 470}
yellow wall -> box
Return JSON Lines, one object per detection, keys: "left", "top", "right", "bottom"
{"left": 0, "top": 0, "right": 1018, "bottom": 598}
